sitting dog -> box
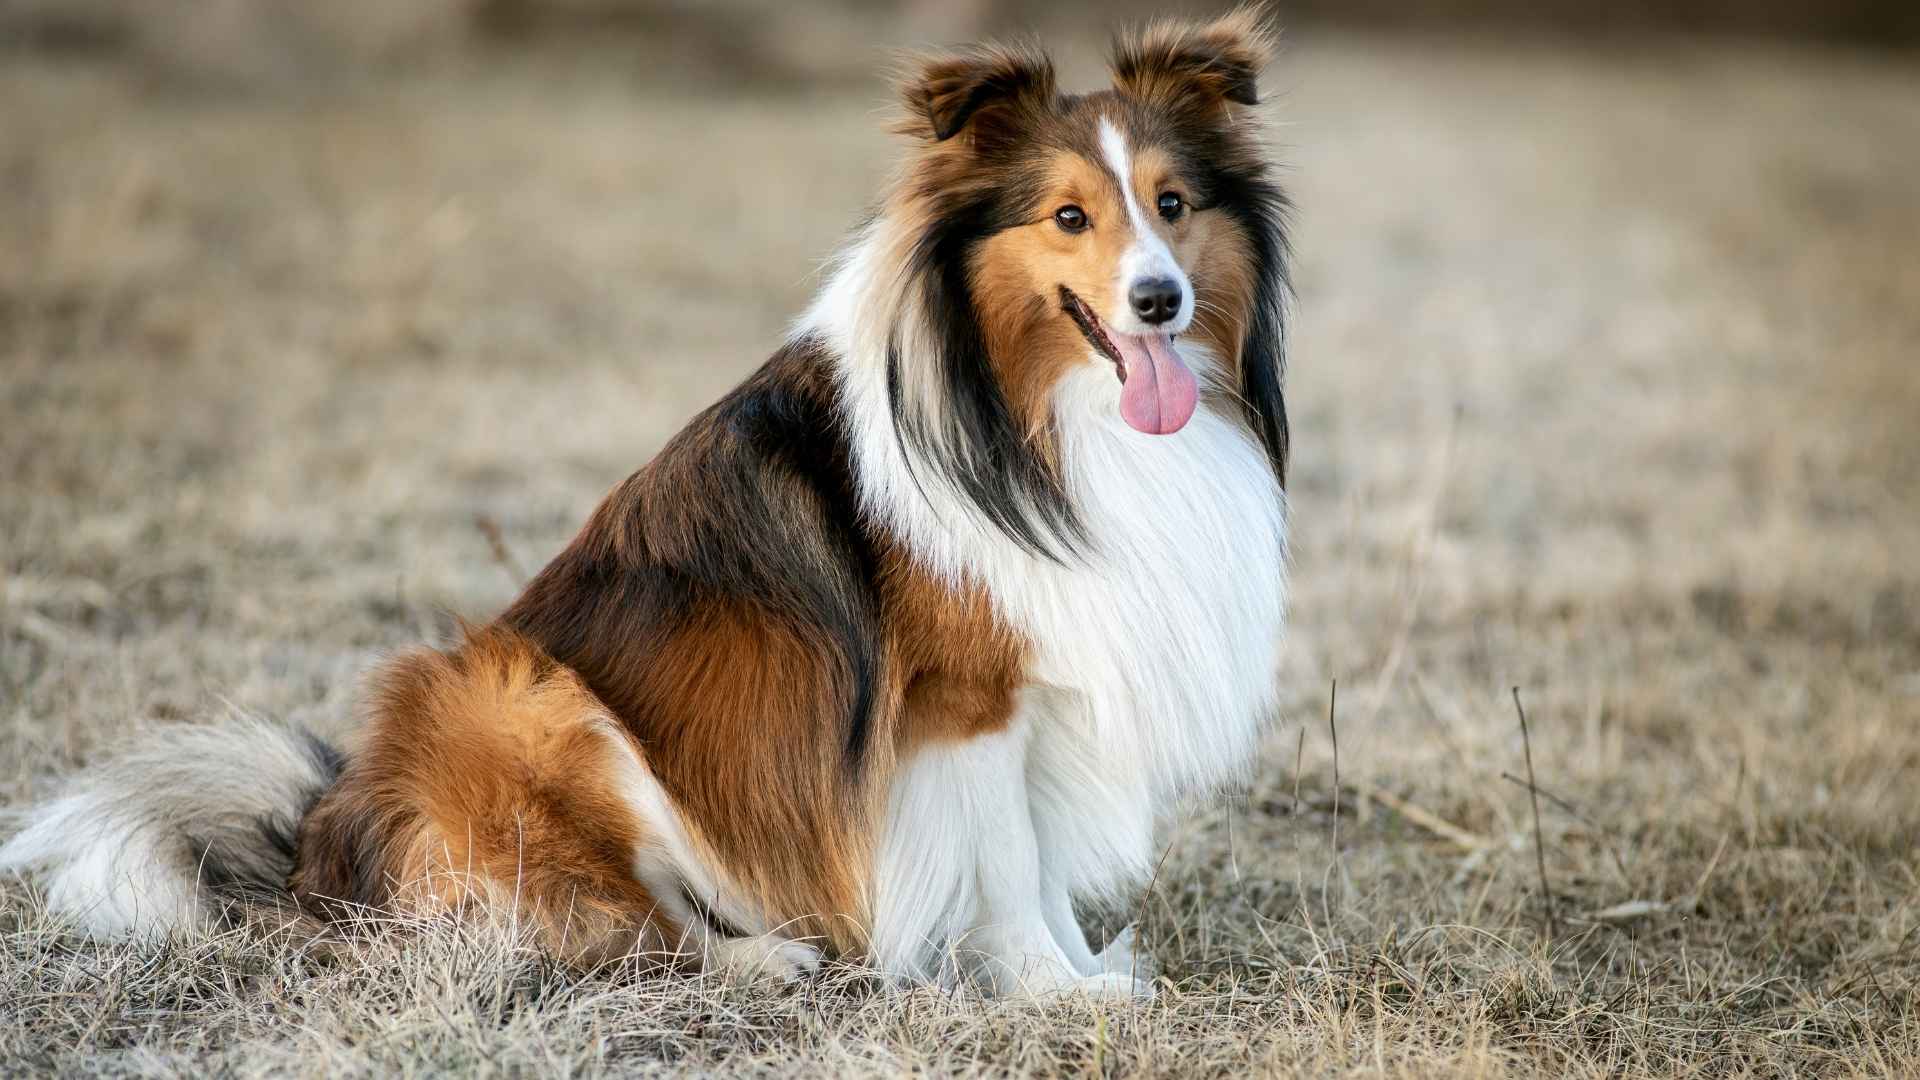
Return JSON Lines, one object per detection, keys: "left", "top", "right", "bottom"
{"left": 3, "top": 8, "right": 1291, "bottom": 999}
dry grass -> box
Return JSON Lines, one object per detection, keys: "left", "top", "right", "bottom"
{"left": 3, "top": 25, "right": 1919, "bottom": 1078}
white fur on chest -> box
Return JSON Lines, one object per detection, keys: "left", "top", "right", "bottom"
{"left": 864, "top": 355, "right": 1287, "bottom": 799}
{"left": 1018, "top": 363, "right": 1287, "bottom": 797}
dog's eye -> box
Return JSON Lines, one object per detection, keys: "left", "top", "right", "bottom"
{"left": 1156, "top": 192, "right": 1185, "bottom": 221}
{"left": 1054, "top": 205, "right": 1088, "bottom": 233}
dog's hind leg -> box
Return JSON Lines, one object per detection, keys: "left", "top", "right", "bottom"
{"left": 587, "top": 712, "right": 826, "bottom": 983}
{"left": 290, "top": 628, "right": 697, "bottom": 966}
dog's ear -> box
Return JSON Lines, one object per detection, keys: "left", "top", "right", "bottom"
{"left": 1110, "top": 6, "right": 1274, "bottom": 114}
{"left": 898, "top": 42, "right": 1057, "bottom": 143}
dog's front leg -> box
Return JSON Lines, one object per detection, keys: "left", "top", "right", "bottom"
{"left": 871, "top": 705, "right": 1142, "bottom": 998}
{"left": 1024, "top": 688, "right": 1158, "bottom": 997}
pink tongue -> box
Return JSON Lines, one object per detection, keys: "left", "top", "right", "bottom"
{"left": 1114, "top": 333, "right": 1198, "bottom": 435}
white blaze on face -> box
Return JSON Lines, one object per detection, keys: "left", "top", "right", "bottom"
{"left": 1097, "top": 116, "right": 1192, "bottom": 336}
{"left": 1093, "top": 116, "right": 1198, "bottom": 436}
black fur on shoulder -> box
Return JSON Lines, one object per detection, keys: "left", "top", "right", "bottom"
{"left": 504, "top": 336, "right": 887, "bottom": 769}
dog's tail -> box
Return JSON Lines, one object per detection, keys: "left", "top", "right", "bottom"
{"left": 0, "top": 716, "right": 343, "bottom": 938}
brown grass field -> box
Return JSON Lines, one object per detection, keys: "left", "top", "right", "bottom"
{"left": 3, "top": 22, "right": 1919, "bottom": 1078}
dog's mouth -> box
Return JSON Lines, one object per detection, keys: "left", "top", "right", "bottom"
{"left": 1057, "top": 285, "right": 1198, "bottom": 436}
{"left": 1060, "top": 286, "right": 1127, "bottom": 383}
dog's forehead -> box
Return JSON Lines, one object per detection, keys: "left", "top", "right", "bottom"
{"left": 1032, "top": 90, "right": 1178, "bottom": 170}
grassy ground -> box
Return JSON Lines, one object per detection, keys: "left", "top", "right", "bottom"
{"left": 3, "top": 25, "right": 1919, "bottom": 1078}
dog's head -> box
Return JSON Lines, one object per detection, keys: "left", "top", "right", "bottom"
{"left": 894, "top": 8, "right": 1284, "bottom": 444}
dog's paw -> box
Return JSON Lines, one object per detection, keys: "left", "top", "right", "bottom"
{"left": 999, "top": 961, "right": 1155, "bottom": 1002}
{"left": 1059, "top": 970, "right": 1156, "bottom": 1001}
{"left": 1094, "top": 924, "right": 1155, "bottom": 980}
{"left": 707, "top": 935, "right": 822, "bottom": 985}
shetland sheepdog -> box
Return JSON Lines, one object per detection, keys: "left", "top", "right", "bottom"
{"left": 2, "top": 9, "right": 1290, "bottom": 998}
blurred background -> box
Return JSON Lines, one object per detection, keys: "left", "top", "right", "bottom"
{"left": 2, "top": 0, "right": 1918, "bottom": 84}
{"left": 3, "top": 2, "right": 1919, "bottom": 1071}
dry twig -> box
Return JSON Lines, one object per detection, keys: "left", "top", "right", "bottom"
{"left": 1513, "top": 686, "right": 1557, "bottom": 934}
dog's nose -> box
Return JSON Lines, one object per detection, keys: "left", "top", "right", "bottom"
{"left": 1129, "top": 278, "right": 1183, "bottom": 325}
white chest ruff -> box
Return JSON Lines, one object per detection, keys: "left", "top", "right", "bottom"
{"left": 849, "top": 353, "right": 1289, "bottom": 804}
{"left": 1018, "top": 367, "right": 1289, "bottom": 800}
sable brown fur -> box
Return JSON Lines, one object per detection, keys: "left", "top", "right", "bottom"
{"left": 291, "top": 624, "right": 675, "bottom": 965}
